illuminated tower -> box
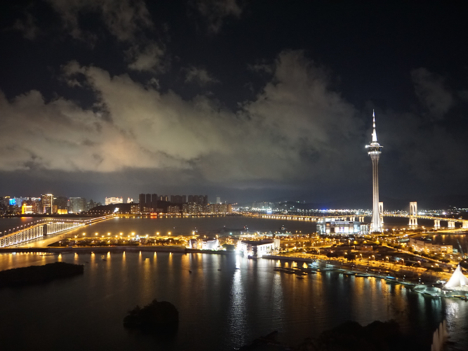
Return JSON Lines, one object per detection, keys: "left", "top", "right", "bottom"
{"left": 365, "top": 110, "right": 383, "bottom": 233}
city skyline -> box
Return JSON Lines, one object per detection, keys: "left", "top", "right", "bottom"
{"left": 1, "top": 1, "right": 468, "bottom": 208}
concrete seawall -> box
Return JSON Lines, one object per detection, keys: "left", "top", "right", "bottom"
{"left": 0, "top": 246, "right": 186, "bottom": 254}
{"left": 262, "top": 255, "right": 313, "bottom": 263}
{"left": 0, "top": 247, "right": 237, "bottom": 255}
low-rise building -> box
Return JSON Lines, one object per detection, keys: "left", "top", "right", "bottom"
{"left": 317, "top": 218, "right": 368, "bottom": 235}
{"left": 409, "top": 237, "right": 453, "bottom": 254}
{"left": 237, "top": 239, "right": 280, "bottom": 257}
{"left": 201, "top": 238, "right": 219, "bottom": 250}
{"left": 105, "top": 197, "right": 123, "bottom": 205}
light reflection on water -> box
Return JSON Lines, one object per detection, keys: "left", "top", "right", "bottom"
{"left": 0, "top": 252, "right": 466, "bottom": 351}
{"left": 228, "top": 257, "right": 247, "bottom": 347}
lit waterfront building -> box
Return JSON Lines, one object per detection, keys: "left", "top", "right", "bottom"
{"left": 409, "top": 237, "right": 453, "bottom": 254}
{"left": 317, "top": 218, "right": 368, "bottom": 235}
{"left": 365, "top": 110, "right": 383, "bottom": 233}
{"left": 237, "top": 239, "right": 280, "bottom": 258}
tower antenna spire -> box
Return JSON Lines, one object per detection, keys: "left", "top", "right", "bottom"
{"left": 372, "top": 109, "right": 378, "bottom": 142}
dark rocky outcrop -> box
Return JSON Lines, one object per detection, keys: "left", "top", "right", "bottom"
{"left": 124, "top": 299, "right": 179, "bottom": 333}
{"left": 0, "top": 262, "right": 84, "bottom": 288}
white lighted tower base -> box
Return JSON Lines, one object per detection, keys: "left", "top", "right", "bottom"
{"left": 365, "top": 110, "right": 383, "bottom": 233}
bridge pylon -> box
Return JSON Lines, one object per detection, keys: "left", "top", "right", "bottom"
{"left": 409, "top": 202, "right": 418, "bottom": 227}
{"left": 434, "top": 219, "right": 440, "bottom": 229}
{"left": 448, "top": 221, "right": 455, "bottom": 229}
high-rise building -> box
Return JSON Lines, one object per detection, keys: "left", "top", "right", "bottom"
{"left": 145, "top": 194, "right": 151, "bottom": 207}
{"left": 151, "top": 194, "right": 158, "bottom": 209}
{"left": 55, "top": 196, "right": 68, "bottom": 210}
{"left": 216, "top": 196, "right": 221, "bottom": 204}
{"left": 69, "top": 197, "right": 86, "bottom": 213}
{"left": 365, "top": 110, "right": 383, "bottom": 233}
{"left": 41, "top": 194, "right": 53, "bottom": 214}
{"left": 139, "top": 193, "right": 145, "bottom": 212}
{"left": 170, "top": 195, "right": 187, "bottom": 204}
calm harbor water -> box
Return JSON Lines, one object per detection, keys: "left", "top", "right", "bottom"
{"left": 0, "top": 253, "right": 467, "bottom": 350}
{"left": 0, "top": 217, "right": 467, "bottom": 350}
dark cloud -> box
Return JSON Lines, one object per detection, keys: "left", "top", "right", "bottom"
{"left": 126, "top": 43, "right": 166, "bottom": 72}
{"left": 12, "top": 12, "right": 39, "bottom": 40}
{"left": 46, "top": 0, "right": 153, "bottom": 42}
{"left": 411, "top": 68, "right": 454, "bottom": 120}
{"left": 185, "top": 66, "right": 218, "bottom": 86}
{"left": 193, "top": 0, "right": 243, "bottom": 33}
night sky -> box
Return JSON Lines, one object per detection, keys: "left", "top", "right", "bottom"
{"left": 1, "top": 0, "right": 468, "bottom": 209}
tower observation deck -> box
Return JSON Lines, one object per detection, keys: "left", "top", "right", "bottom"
{"left": 365, "top": 110, "right": 383, "bottom": 233}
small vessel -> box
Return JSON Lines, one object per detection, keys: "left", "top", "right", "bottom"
{"left": 355, "top": 274, "right": 369, "bottom": 278}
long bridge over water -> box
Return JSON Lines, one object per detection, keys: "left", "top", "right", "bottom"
{"left": 0, "top": 215, "right": 114, "bottom": 248}
{"left": 251, "top": 213, "right": 468, "bottom": 230}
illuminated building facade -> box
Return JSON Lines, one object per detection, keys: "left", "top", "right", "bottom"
{"left": 409, "top": 237, "right": 453, "bottom": 254}
{"left": 365, "top": 110, "right": 383, "bottom": 233}
{"left": 105, "top": 197, "right": 123, "bottom": 205}
{"left": 21, "top": 204, "right": 33, "bottom": 214}
{"left": 41, "top": 194, "right": 54, "bottom": 214}
{"left": 317, "top": 218, "right": 368, "bottom": 235}
{"left": 69, "top": 197, "right": 86, "bottom": 213}
{"left": 237, "top": 239, "right": 280, "bottom": 257}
